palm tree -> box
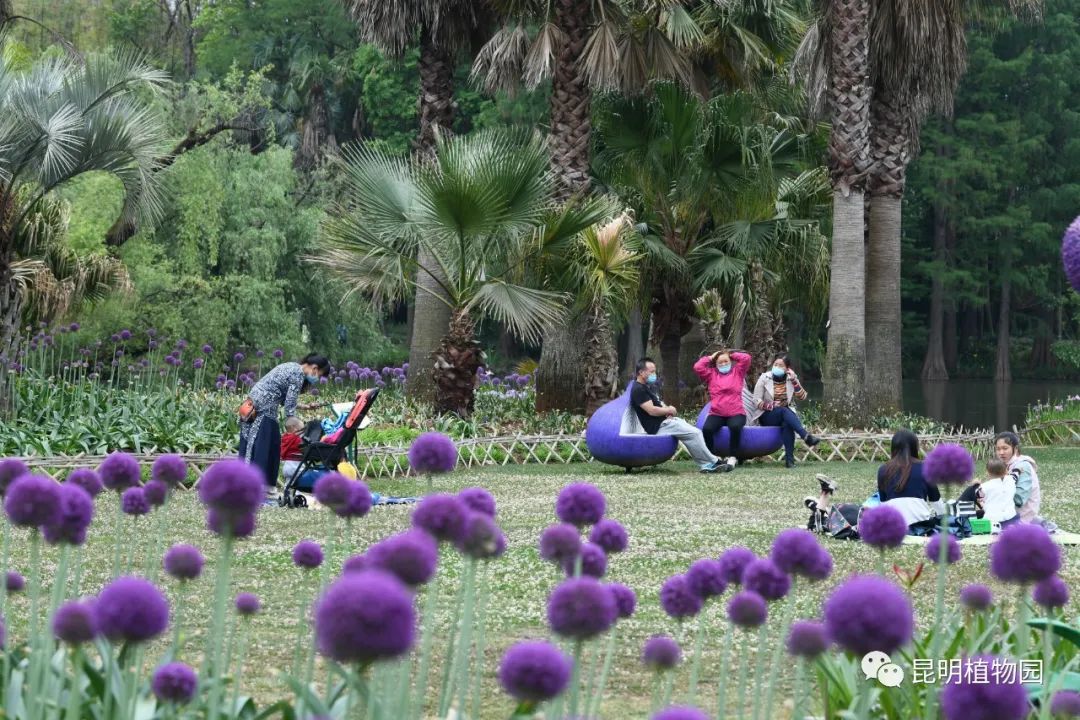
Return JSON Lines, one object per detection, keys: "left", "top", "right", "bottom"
{"left": 315, "top": 129, "right": 605, "bottom": 416}
{"left": 0, "top": 48, "right": 168, "bottom": 383}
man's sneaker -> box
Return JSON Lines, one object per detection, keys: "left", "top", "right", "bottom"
{"left": 785, "top": 459, "right": 797, "bottom": 469}
{"left": 805, "top": 434, "right": 822, "bottom": 447}
{"left": 701, "top": 460, "right": 729, "bottom": 474}
{"left": 725, "top": 456, "right": 738, "bottom": 470}
{"left": 816, "top": 473, "right": 837, "bottom": 494}
{"left": 804, "top": 497, "right": 819, "bottom": 511}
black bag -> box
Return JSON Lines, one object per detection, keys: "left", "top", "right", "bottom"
{"left": 826, "top": 503, "right": 863, "bottom": 540}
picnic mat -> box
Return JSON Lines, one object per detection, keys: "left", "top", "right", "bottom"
{"left": 901, "top": 531, "right": 1080, "bottom": 546}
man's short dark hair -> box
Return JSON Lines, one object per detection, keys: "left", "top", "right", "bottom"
{"left": 635, "top": 357, "right": 655, "bottom": 375}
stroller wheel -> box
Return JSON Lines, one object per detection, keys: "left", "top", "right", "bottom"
{"left": 295, "top": 494, "right": 308, "bottom": 508}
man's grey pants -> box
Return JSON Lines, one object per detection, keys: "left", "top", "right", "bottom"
{"left": 655, "top": 417, "right": 720, "bottom": 468}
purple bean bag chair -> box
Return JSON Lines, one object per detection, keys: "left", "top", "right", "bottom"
{"left": 586, "top": 382, "right": 678, "bottom": 470}
{"left": 696, "top": 403, "right": 784, "bottom": 459}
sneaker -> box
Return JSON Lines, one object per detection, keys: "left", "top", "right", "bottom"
{"left": 816, "top": 473, "right": 837, "bottom": 494}
{"left": 805, "top": 434, "right": 821, "bottom": 447}
{"left": 785, "top": 459, "right": 797, "bottom": 469}
{"left": 804, "top": 497, "right": 819, "bottom": 511}
{"left": 700, "top": 461, "right": 722, "bottom": 473}
{"left": 725, "top": 456, "right": 738, "bottom": 470}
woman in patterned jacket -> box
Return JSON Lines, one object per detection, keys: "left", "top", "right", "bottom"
{"left": 239, "top": 353, "right": 330, "bottom": 491}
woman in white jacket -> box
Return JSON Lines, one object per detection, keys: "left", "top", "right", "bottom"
{"left": 994, "top": 431, "right": 1042, "bottom": 523}
{"left": 751, "top": 354, "right": 820, "bottom": 468}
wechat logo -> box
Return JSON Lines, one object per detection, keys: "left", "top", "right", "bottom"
{"left": 861, "top": 651, "right": 905, "bottom": 688}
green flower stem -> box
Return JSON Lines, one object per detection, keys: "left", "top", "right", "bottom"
{"left": 28, "top": 528, "right": 42, "bottom": 640}
{"left": 435, "top": 574, "right": 467, "bottom": 717}
{"left": 716, "top": 622, "right": 735, "bottom": 720}
{"left": 687, "top": 609, "right": 708, "bottom": 704}
{"left": 762, "top": 584, "right": 798, "bottom": 719}
{"left": 588, "top": 624, "right": 618, "bottom": 718}
{"left": 411, "top": 569, "right": 443, "bottom": 720}
{"left": 650, "top": 672, "right": 662, "bottom": 715}
{"left": 71, "top": 545, "right": 84, "bottom": 597}
{"left": 469, "top": 565, "right": 492, "bottom": 720}
{"left": 661, "top": 664, "right": 675, "bottom": 707}
{"left": 146, "top": 504, "right": 168, "bottom": 581}
{"left": 1, "top": 519, "right": 10, "bottom": 618}
{"left": 452, "top": 558, "right": 480, "bottom": 718}
{"left": 749, "top": 621, "right": 771, "bottom": 720}
{"left": 792, "top": 658, "right": 806, "bottom": 720}
{"left": 230, "top": 621, "right": 251, "bottom": 716}
{"left": 110, "top": 497, "right": 123, "bottom": 578}
{"left": 924, "top": 511, "right": 952, "bottom": 720}
{"left": 735, "top": 629, "right": 752, "bottom": 720}
{"left": 1016, "top": 585, "right": 1031, "bottom": 658}
{"left": 1039, "top": 621, "right": 1054, "bottom": 720}
{"left": 49, "top": 544, "right": 72, "bottom": 616}
{"left": 877, "top": 550, "right": 886, "bottom": 576}
{"left": 171, "top": 585, "right": 188, "bottom": 659}
{"left": 290, "top": 573, "right": 315, "bottom": 678}
{"left": 62, "top": 648, "right": 82, "bottom": 720}
{"left": 568, "top": 639, "right": 585, "bottom": 718}
{"left": 854, "top": 679, "right": 875, "bottom": 720}
{"left": 204, "top": 532, "right": 234, "bottom": 720}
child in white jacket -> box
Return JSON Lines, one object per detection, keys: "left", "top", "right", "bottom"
{"left": 979, "top": 458, "right": 1020, "bottom": 528}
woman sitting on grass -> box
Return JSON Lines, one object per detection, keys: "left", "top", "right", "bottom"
{"left": 876, "top": 429, "right": 943, "bottom": 526}
{"left": 994, "top": 431, "right": 1042, "bottom": 524}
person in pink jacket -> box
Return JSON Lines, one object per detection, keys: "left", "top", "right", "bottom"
{"left": 693, "top": 349, "right": 752, "bottom": 471}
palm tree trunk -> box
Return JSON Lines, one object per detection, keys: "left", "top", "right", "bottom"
{"left": 415, "top": 27, "right": 456, "bottom": 154}
{"left": 549, "top": 0, "right": 591, "bottom": 199}
{"left": 658, "top": 330, "right": 682, "bottom": 404}
{"left": 621, "top": 307, "right": 645, "bottom": 380}
{"left": 922, "top": 201, "right": 950, "bottom": 380}
{"left": 433, "top": 309, "right": 483, "bottom": 416}
{"left": 583, "top": 307, "right": 618, "bottom": 418}
{"left": 0, "top": 242, "right": 22, "bottom": 415}
{"left": 535, "top": 320, "right": 586, "bottom": 414}
{"left": 744, "top": 261, "right": 776, "bottom": 379}
{"left": 995, "top": 266, "right": 1011, "bottom": 382}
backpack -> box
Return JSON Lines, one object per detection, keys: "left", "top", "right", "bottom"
{"left": 826, "top": 503, "right": 863, "bottom": 541}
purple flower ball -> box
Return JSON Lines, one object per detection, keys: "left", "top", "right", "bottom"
{"left": 143, "top": 480, "right": 168, "bottom": 507}
{"left": 786, "top": 620, "right": 829, "bottom": 658}
{"left": 498, "top": 640, "right": 572, "bottom": 703}
{"left": 770, "top": 529, "right": 826, "bottom": 578}
{"left": 313, "top": 472, "right": 352, "bottom": 509}
{"left": 1063, "top": 216, "right": 1080, "bottom": 293}
{"left": 609, "top": 582, "right": 637, "bottom": 618}
{"left": 642, "top": 635, "right": 682, "bottom": 669}
{"left": 959, "top": 584, "right": 993, "bottom": 612}
{"left": 206, "top": 509, "right": 256, "bottom": 539}
{"left": 1051, "top": 690, "right": 1080, "bottom": 718}
{"left": 539, "top": 523, "right": 582, "bottom": 564}
{"left": 335, "top": 482, "right": 372, "bottom": 519}
{"left": 292, "top": 540, "right": 323, "bottom": 570}
{"left": 119, "top": 329, "right": 132, "bottom": 341}
{"left": 122, "top": 486, "right": 150, "bottom": 516}
{"left": 233, "top": 352, "right": 245, "bottom": 362}
{"left": 686, "top": 558, "right": 727, "bottom": 599}
{"left": 408, "top": 432, "right": 458, "bottom": 475}
{"left": 152, "top": 662, "right": 198, "bottom": 705}
{"left": 589, "top": 519, "right": 628, "bottom": 554}
{"left": 564, "top": 542, "right": 607, "bottom": 578}
{"left": 458, "top": 487, "right": 496, "bottom": 517}
{"left": 202, "top": 344, "right": 213, "bottom": 354}
{"left": 412, "top": 493, "right": 468, "bottom": 543}
{"left": 273, "top": 348, "right": 284, "bottom": 358}
{"left": 923, "top": 443, "right": 975, "bottom": 486}
{"left": 1033, "top": 575, "right": 1069, "bottom": 610}
{"left": 366, "top": 530, "right": 439, "bottom": 586}
{"left": 52, "top": 601, "right": 98, "bottom": 645}
{"left": 4, "top": 474, "right": 61, "bottom": 528}
{"left": 652, "top": 707, "right": 709, "bottom": 720}
{"left": 940, "top": 654, "right": 1028, "bottom": 720}
{"left": 804, "top": 548, "right": 833, "bottom": 581}
{"left": 235, "top": 593, "right": 260, "bottom": 616}
{"left": 824, "top": 576, "right": 912, "bottom": 656}
{"left": 742, "top": 559, "right": 791, "bottom": 601}
{"left": 42, "top": 483, "right": 94, "bottom": 545}
{"left": 163, "top": 544, "right": 204, "bottom": 581}
{"left": 726, "top": 591, "right": 768, "bottom": 628}
{"left": 547, "top": 577, "right": 618, "bottom": 640}
{"left": 555, "top": 483, "right": 606, "bottom": 527}
{"left": 99, "top": 452, "right": 141, "bottom": 492}
{"left": 858, "top": 505, "right": 908, "bottom": 549}
{"left": 314, "top": 571, "right": 416, "bottom": 664}
{"left": 6, "top": 571, "right": 25, "bottom": 592}
{"left": 660, "top": 574, "right": 704, "bottom": 619}
{"left": 342, "top": 554, "right": 368, "bottom": 573}
{"left": 926, "top": 533, "right": 961, "bottom": 564}
{"left": 456, "top": 512, "right": 503, "bottom": 560}
{"left": 0, "top": 458, "right": 29, "bottom": 495}
{"left": 990, "top": 523, "right": 1061, "bottom": 584}
{"left": 96, "top": 577, "right": 170, "bottom": 643}
{"left": 152, "top": 455, "right": 187, "bottom": 487}
{"left": 198, "top": 459, "right": 264, "bottom": 518}
{"left": 718, "top": 546, "right": 756, "bottom": 585}
{"left": 193, "top": 358, "right": 204, "bottom": 369}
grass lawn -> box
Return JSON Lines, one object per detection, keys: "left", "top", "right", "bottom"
{"left": 5, "top": 448, "right": 1080, "bottom": 718}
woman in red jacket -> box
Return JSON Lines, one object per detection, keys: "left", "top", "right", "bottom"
{"left": 693, "top": 349, "right": 752, "bottom": 471}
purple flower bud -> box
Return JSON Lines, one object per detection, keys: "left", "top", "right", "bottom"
{"left": 412, "top": 493, "right": 468, "bottom": 543}
{"left": 726, "top": 591, "right": 768, "bottom": 629}
{"left": 163, "top": 544, "right": 204, "bottom": 581}
{"left": 1033, "top": 575, "right": 1069, "bottom": 610}
{"left": 786, "top": 620, "right": 829, "bottom": 658}
{"left": 959, "top": 584, "right": 993, "bottom": 611}
{"left": 0, "top": 458, "right": 29, "bottom": 495}
{"left": 42, "top": 483, "right": 94, "bottom": 545}
{"left": 686, "top": 559, "right": 727, "bottom": 599}
{"left": 4, "top": 474, "right": 61, "bottom": 527}
{"left": 564, "top": 542, "right": 607, "bottom": 578}
{"left": 292, "top": 540, "right": 324, "bottom": 570}
{"left": 69, "top": 323, "right": 80, "bottom": 332}
{"left": 457, "top": 512, "right": 503, "bottom": 560}
{"left": 652, "top": 707, "right": 709, "bottom": 720}
{"left": 6, "top": 571, "right": 25, "bottom": 592}
{"left": 313, "top": 472, "right": 352, "bottom": 508}
{"left": 458, "top": 487, "right": 496, "bottom": 517}
{"left": 608, "top": 582, "right": 637, "bottom": 618}
{"left": 742, "top": 559, "right": 791, "bottom": 601}
{"left": 858, "top": 505, "right": 908, "bottom": 549}
{"left": 717, "top": 546, "right": 756, "bottom": 585}
{"left": 342, "top": 554, "right": 368, "bottom": 574}
{"left": 152, "top": 662, "right": 198, "bottom": 705}
{"left": 539, "top": 523, "right": 582, "bottom": 564}
{"left": 660, "top": 574, "right": 703, "bottom": 618}
{"left": 642, "top": 635, "right": 682, "bottom": 670}
{"left": 555, "top": 483, "right": 606, "bottom": 527}
{"left": 366, "top": 530, "right": 439, "bottom": 586}
{"left": 923, "top": 443, "right": 975, "bottom": 486}
{"left": 926, "top": 533, "right": 961, "bottom": 564}
{"left": 234, "top": 352, "right": 244, "bottom": 363}
{"left": 235, "top": 593, "right": 260, "bottom": 616}
{"left": 498, "top": 640, "right": 571, "bottom": 703}
{"left": 990, "top": 523, "right": 1061, "bottom": 584}
{"left": 143, "top": 480, "right": 168, "bottom": 507}
{"left": 206, "top": 509, "right": 256, "bottom": 538}
{"left": 824, "top": 576, "right": 912, "bottom": 656}
{"left": 273, "top": 349, "right": 284, "bottom": 358}
{"left": 940, "top": 654, "right": 1028, "bottom": 720}
{"left": 96, "top": 577, "right": 170, "bottom": 643}
{"left": 119, "top": 330, "right": 131, "bottom": 341}
{"left": 335, "top": 482, "right": 372, "bottom": 519}
{"left": 122, "top": 487, "right": 151, "bottom": 516}
{"left": 547, "top": 577, "right": 617, "bottom": 640}
{"left": 315, "top": 571, "right": 415, "bottom": 664}
{"left": 1051, "top": 690, "right": 1080, "bottom": 718}
{"left": 152, "top": 455, "right": 187, "bottom": 487}
{"left": 589, "top": 519, "right": 628, "bottom": 553}
{"left": 66, "top": 469, "right": 103, "bottom": 497}
{"left": 408, "top": 433, "right": 458, "bottom": 475}
{"left": 198, "top": 459, "right": 263, "bottom": 519}
{"left": 53, "top": 601, "right": 98, "bottom": 645}
{"left": 99, "top": 452, "right": 141, "bottom": 492}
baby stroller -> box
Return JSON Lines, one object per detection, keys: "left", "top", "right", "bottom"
{"left": 279, "top": 388, "right": 379, "bottom": 509}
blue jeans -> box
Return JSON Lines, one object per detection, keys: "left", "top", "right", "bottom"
{"left": 760, "top": 407, "right": 807, "bottom": 462}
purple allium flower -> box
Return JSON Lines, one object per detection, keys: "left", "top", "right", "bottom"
{"left": 313, "top": 472, "right": 352, "bottom": 508}
{"left": 539, "top": 523, "right": 582, "bottom": 563}
{"left": 143, "top": 480, "right": 168, "bottom": 507}
{"left": 198, "top": 459, "right": 264, "bottom": 518}
{"left": 412, "top": 493, "right": 468, "bottom": 543}
{"left": 1033, "top": 575, "right": 1069, "bottom": 610}
{"left": 335, "top": 482, "right": 372, "bottom": 519}
{"left": 163, "top": 544, "right": 204, "bottom": 581}
{"left": 923, "top": 443, "right": 975, "bottom": 486}
{"left": 235, "top": 593, "right": 260, "bottom": 616}
{"left": 206, "top": 509, "right": 255, "bottom": 538}
{"left": 1063, "top": 216, "right": 1080, "bottom": 293}
{"left": 805, "top": 548, "right": 833, "bottom": 581}
{"left": 564, "top": 542, "right": 607, "bottom": 578}
{"left": 823, "top": 576, "right": 912, "bottom": 656}
{"left": 926, "top": 533, "right": 961, "bottom": 564}
{"left": 366, "top": 530, "right": 439, "bottom": 586}
{"left": 111, "top": 333, "right": 120, "bottom": 342}
{"left": 686, "top": 559, "right": 727, "bottom": 599}
{"left": 152, "top": 455, "right": 187, "bottom": 487}
{"left": 609, "top": 582, "right": 637, "bottom": 618}
{"left": 119, "top": 329, "right": 132, "bottom": 341}
{"left": 940, "top": 654, "right": 1028, "bottom": 720}
{"left": 959, "top": 584, "right": 993, "bottom": 612}
{"left": 342, "top": 554, "right": 368, "bottom": 574}
{"left": 0, "top": 458, "right": 29, "bottom": 495}
{"left": 69, "top": 322, "right": 80, "bottom": 332}
{"left": 292, "top": 540, "right": 323, "bottom": 570}
{"left": 122, "top": 486, "right": 150, "bottom": 516}
{"left": 770, "top": 529, "right": 827, "bottom": 578}
{"left": 456, "top": 512, "right": 503, "bottom": 560}
{"left": 660, "top": 574, "right": 704, "bottom": 619}
{"left": 1051, "top": 690, "right": 1080, "bottom": 718}
{"left": 786, "top": 620, "right": 829, "bottom": 658}
{"left": 273, "top": 349, "right": 284, "bottom": 358}
{"left": 6, "top": 571, "right": 25, "bottom": 592}
{"left": 408, "top": 432, "right": 458, "bottom": 475}
{"left": 991, "top": 523, "right": 1061, "bottom": 584}
{"left": 858, "top": 505, "right": 908, "bottom": 549}
{"left": 314, "top": 571, "right": 416, "bottom": 664}
{"left": 642, "top": 635, "right": 682, "bottom": 670}
{"left": 652, "top": 707, "right": 709, "bottom": 720}
{"left": 52, "top": 601, "right": 98, "bottom": 645}
{"left": 4, "top": 474, "right": 61, "bottom": 528}
{"left": 233, "top": 352, "right": 245, "bottom": 363}
{"left": 555, "top": 483, "right": 606, "bottom": 527}
{"left": 458, "top": 487, "right": 496, "bottom": 517}
{"left": 742, "top": 558, "right": 791, "bottom": 601}
{"left": 152, "top": 662, "right": 198, "bottom": 705}
{"left": 718, "top": 546, "right": 756, "bottom": 585}
{"left": 256, "top": 350, "right": 265, "bottom": 358}
{"left": 726, "top": 591, "right": 768, "bottom": 628}
{"left": 202, "top": 344, "right": 213, "bottom": 354}
{"left": 99, "top": 452, "right": 141, "bottom": 492}
{"left": 498, "top": 640, "right": 572, "bottom": 703}
{"left": 42, "top": 483, "right": 94, "bottom": 545}
{"left": 547, "top": 577, "right": 618, "bottom": 639}
{"left": 193, "top": 358, "right": 204, "bottom": 369}
{"left": 65, "top": 468, "right": 103, "bottom": 497}
{"left": 589, "top": 519, "right": 628, "bottom": 554}
{"left": 96, "top": 577, "right": 170, "bottom": 643}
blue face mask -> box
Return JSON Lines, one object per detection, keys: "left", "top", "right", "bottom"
{"left": 646, "top": 373, "right": 658, "bottom": 384}
{"left": 717, "top": 364, "right": 732, "bottom": 375}
{"left": 305, "top": 374, "right": 320, "bottom": 385}
{"left": 772, "top": 367, "right": 787, "bottom": 380}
